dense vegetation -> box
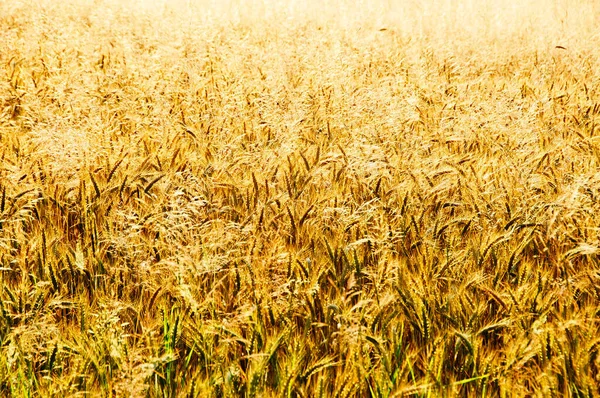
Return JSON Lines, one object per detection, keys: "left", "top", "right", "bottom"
{"left": 2, "top": 0, "right": 600, "bottom": 396}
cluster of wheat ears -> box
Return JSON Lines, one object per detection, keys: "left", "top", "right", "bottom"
{"left": 1, "top": 0, "right": 600, "bottom": 396}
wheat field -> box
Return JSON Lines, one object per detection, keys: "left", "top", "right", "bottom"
{"left": 2, "top": 0, "right": 600, "bottom": 396}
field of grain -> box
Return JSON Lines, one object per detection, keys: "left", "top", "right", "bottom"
{"left": 2, "top": 0, "right": 600, "bottom": 396}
